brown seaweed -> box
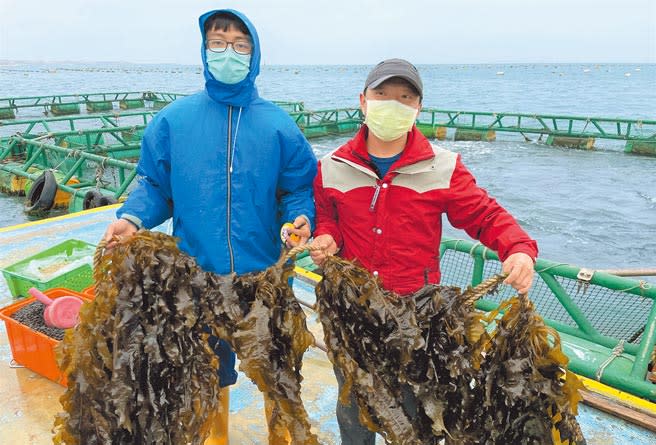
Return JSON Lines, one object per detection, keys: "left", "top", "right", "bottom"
{"left": 53, "top": 231, "right": 319, "bottom": 445}
{"left": 201, "top": 252, "right": 318, "bottom": 444}
{"left": 474, "top": 295, "right": 586, "bottom": 445}
{"left": 315, "top": 258, "right": 428, "bottom": 445}
{"left": 316, "top": 255, "right": 586, "bottom": 445}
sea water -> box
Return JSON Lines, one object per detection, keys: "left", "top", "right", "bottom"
{"left": 0, "top": 62, "right": 654, "bottom": 270}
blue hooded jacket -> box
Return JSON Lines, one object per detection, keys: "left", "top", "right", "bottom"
{"left": 118, "top": 9, "right": 316, "bottom": 276}
{"left": 116, "top": 9, "right": 317, "bottom": 386}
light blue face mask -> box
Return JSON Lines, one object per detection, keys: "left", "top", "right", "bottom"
{"left": 206, "top": 48, "right": 251, "bottom": 85}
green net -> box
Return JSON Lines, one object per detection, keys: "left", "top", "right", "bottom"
{"left": 440, "top": 248, "right": 654, "bottom": 345}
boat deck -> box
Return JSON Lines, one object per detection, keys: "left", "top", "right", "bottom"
{"left": 1, "top": 208, "right": 655, "bottom": 444}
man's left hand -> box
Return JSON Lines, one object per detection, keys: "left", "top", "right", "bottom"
{"left": 502, "top": 252, "right": 535, "bottom": 294}
{"left": 284, "top": 216, "right": 311, "bottom": 247}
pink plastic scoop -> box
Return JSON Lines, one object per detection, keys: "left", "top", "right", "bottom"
{"left": 28, "top": 287, "right": 84, "bottom": 329}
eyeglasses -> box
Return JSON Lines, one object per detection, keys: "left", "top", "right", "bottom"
{"left": 206, "top": 39, "right": 253, "bottom": 55}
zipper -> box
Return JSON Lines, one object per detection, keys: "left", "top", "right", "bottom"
{"left": 226, "top": 106, "right": 235, "bottom": 272}
{"left": 369, "top": 182, "right": 381, "bottom": 212}
{"left": 350, "top": 151, "right": 383, "bottom": 212}
{"left": 353, "top": 151, "right": 381, "bottom": 179}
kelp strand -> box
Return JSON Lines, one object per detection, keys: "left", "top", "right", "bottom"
{"left": 53, "top": 231, "right": 318, "bottom": 444}
{"left": 316, "top": 255, "right": 586, "bottom": 445}
{"left": 52, "top": 231, "right": 585, "bottom": 444}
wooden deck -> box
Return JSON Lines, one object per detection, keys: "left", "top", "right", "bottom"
{"left": 1, "top": 207, "right": 655, "bottom": 444}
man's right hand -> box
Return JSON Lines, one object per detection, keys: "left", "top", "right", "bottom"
{"left": 310, "top": 234, "right": 339, "bottom": 266}
{"left": 102, "top": 218, "right": 138, "bottom": 249}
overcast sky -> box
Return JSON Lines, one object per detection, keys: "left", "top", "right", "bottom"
{"left": 1, "top": 0, "right": 654, "bottom": 65}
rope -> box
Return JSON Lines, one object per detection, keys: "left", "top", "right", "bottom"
{"left": 94, "top": 157, "right": 109, "bottom": 189}
{"left": 468, "top": 242, "right": 483, "bottom": 257}
{"left": 463, "top": 242, "right": 493, "bottom": 262}
{"left": 94, "top": 236, "right": 126, "bottom": 295}
{"left": 278, "top": 243, "right": 327, "bottom": 267}
{"left": 51, "top": 148, "right": 80, "bottom": 172}
{"left": 595, "top": 340, "right": 625, "bottom": 381}
{"left": 535, "top": 263, "right": 569, "bottom": 274}
{"left": 617, "top": 280, "right": 652, "bottom": 293}
{"left": 93, "top": 238, "right": 107, "bottom": 296}
{"left": 70, "top": 186, "right": 82, "bottom": 206}
{"left": 488, "top": 113, "right": 497, "bottom": 130}
{"left": 462, "top": 273, "right": 509, "bottom": 306}
{"left": 448, "top": 239, "right": 465, "bottom": 254}
{"left": 582, "top": 118, "right": 590, "bottom": 133}
{"left": 94, "top": 238, "right": 109, "bottom": 272}
{"left": 32, "top": 132, "right": 54, "bottom": 141}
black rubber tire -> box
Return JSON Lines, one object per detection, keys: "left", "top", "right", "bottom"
{"left": 97, "top": 195, "right": 118, "bottom": 207}
{"left": 83, "top": 189, "right": 103, "bottom": 210}
{"left": 25, "top": 170, "right": 57, "bottom": 212}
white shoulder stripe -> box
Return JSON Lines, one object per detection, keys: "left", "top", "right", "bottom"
{"left": 321, "top": 156, "right": 377, "bottom": 193}
{"left": 320, "top": 145, "right": 458, "bottom": 194}
{"left": 392, "top": 144, "right": 457, "bottom": 193}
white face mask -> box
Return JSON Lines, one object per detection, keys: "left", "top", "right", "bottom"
{"left": 364, "top": 99, "right": 418, "bottom": 142}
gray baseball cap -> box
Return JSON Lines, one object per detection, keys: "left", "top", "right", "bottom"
{"left": 364, "top": 58, "right": 423, "bottom": 98}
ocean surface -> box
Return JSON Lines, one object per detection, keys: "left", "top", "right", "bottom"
{"left": 0, "top": 62, "right": 655, "bottom": 270}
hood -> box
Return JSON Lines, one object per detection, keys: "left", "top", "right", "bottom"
{"left": 199, "top": 9, "right": 261, "bottom": 107}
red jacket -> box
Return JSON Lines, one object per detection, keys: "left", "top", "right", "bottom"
{"left": 313, "top": 125, "right": 538, "bottom": 295}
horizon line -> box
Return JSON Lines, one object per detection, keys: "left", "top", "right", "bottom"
{"left": 1, "top": 59, "right": 654, "bottom": 67}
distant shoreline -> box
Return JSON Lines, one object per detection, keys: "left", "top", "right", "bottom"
{"left": 1, "top": 60, "right": 653, "bottom": 67}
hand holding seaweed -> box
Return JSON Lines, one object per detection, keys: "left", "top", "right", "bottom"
{"left": 54, "top": 232, "right": 220, "bottom": 445}
{"left": 316, "top": 255, "right": 586, "bottom": 445}
{"left": 54, "top": 231, "right": 319, "bottom": 445}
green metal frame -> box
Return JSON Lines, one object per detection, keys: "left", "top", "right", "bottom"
{"left": 0, "top": 136, "right": 136, "bottom": 200}
{"left": 4, "top": 91, "right": 654, "bottom": 148}
{"left": 0, "top": 91, "right": 306, "bottom": 122}
{"left": 0, "top": 92, "right": 186, "bottom": 115}
{"left": 289, "top": 108, "right": 363, "bottom": 138}
{"left": 0, "top": 111, "right": 155, "bottom": 138}
{"left": 44, "top": 125, "right": 146, "bottom": 152}
{"left": 418, "top": 109, "right": 656, "bottom": 142}
{"left": 272, "top": 101, "right": 305, "bottom": 113}
{"left": 439, "top": 238, "right": 656, "bottom": 401}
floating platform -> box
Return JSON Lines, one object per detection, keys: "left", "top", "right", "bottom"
{"left": 0, "top": 92, "right": 185, "bottom": 119}
{"left": 2, "top": 92, "right": 655, "bottom": 153}
{"left": 1, "top": 208, "right": 656, "bottom": 443}
{"left": 415, "top": 109, "right": 656, "bottom": 152}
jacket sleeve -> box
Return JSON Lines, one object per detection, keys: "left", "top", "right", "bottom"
{"left": 445, "top": 156, "right": 538, "bottom": 261}
{"left": 116, "top": 115, "right": 173, "bottom": 229}
{"left": 312, "top": 160, "right": 344, "bottom": 247}
{"left": 277, "top": 129, "right": 317, "bottom": 229}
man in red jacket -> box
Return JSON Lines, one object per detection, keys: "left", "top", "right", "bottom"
{"left": 310, "top": 59, "right": 538, "bottom": 444}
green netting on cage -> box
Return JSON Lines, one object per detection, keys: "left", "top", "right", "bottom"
{"left": 439, "top": 247, "right": 653, "bottom": 344}
{"left": 553, "top": 275, "right": 653, "bottom": 344}
{"left": 439, "top": 249, "right": 475, "bottom": 289}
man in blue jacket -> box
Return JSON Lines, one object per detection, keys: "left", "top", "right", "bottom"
{"left": 102, "top": 9, "right": 316, "bottom": 444}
